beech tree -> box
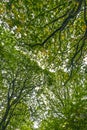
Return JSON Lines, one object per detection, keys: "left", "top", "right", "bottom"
{"left": 0, "top": 0, "right": 87, "bottom": 130}
{"left": 0, "top": 27, "right": 54, "bottom": 130}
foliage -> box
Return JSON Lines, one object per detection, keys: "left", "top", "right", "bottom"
{"left": 39, "top": 81, "right": 87, "bottom": 130}
{"left": 0, "top": 26, "right": 54, "bottom": 130}
{"left": 0, "top": 0, "right": 87, "bottom": 130}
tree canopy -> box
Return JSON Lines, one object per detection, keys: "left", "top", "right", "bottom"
{"left": 0, "top": 0, "right": 87, "bottom": 130}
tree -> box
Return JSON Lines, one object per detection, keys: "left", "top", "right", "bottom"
{"left": 0, "top": 26, "right": 54, "bottom": 130}
{"left": 1, "top": 0, "right": 87, "bottom": 69}
{"left": 0, "top": 0, "right": 87, "bottom": 130}
{"left": 38, "top": 71, "right": 87, "bottom": 130}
